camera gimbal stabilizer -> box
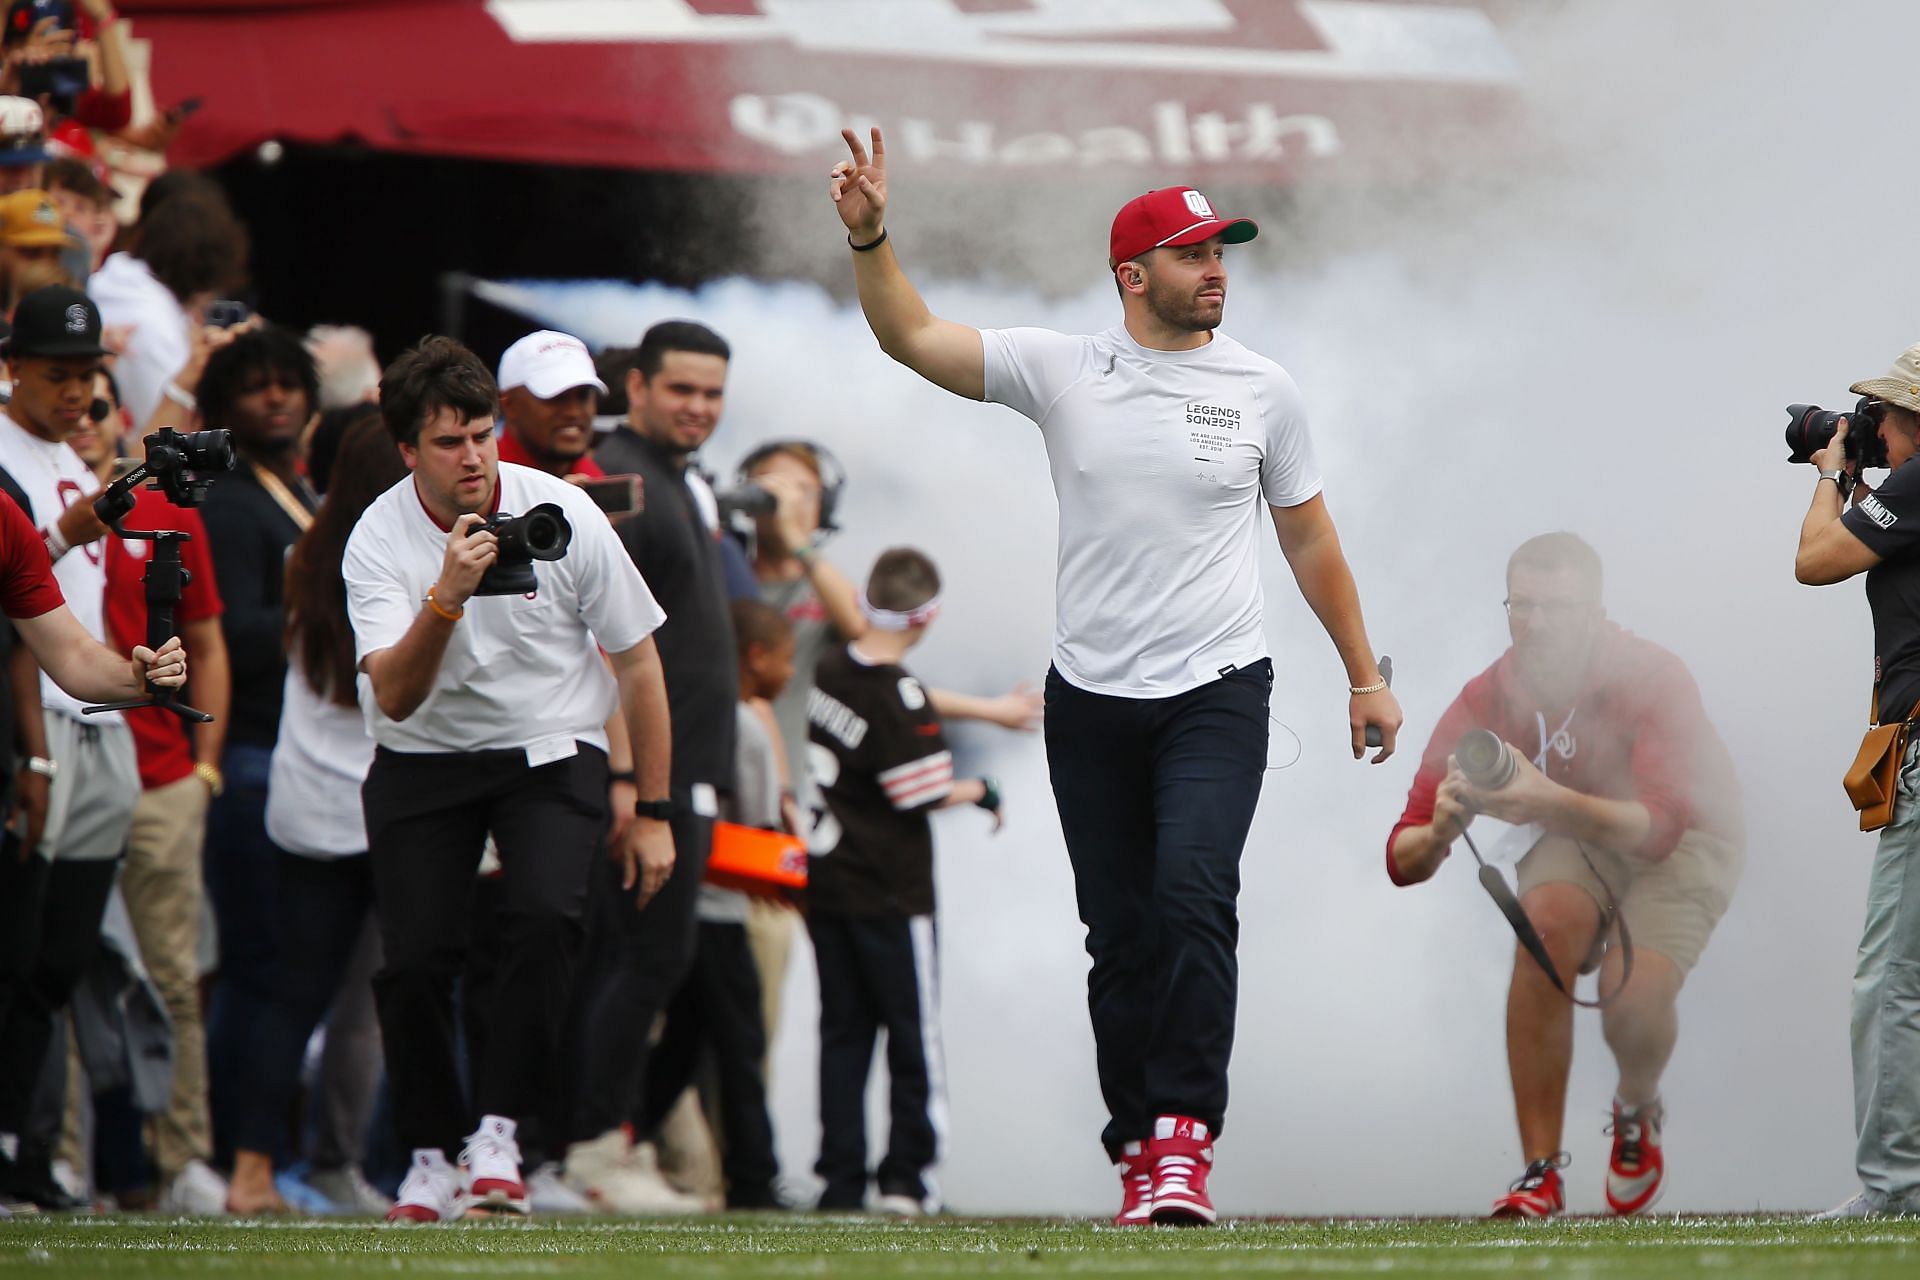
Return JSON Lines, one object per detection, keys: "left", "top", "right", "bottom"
{"left": 81, "top": 426, "right": 237, "bottom": 725}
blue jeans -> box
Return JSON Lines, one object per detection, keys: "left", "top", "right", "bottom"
{"left": 1854, "top": 736, "right": 1920, "bottom": 1206}
{"left": 202, "top": 742, "right": 279, "bottom": 1165}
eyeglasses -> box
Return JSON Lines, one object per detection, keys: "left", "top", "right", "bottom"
{"left": 1503, "top": 598, "right": 1594, "bottom": 622}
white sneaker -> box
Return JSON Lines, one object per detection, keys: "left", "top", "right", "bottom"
{"left": 158, "top": 1159, "right": 230, "bottom": 1216}
{"left": 526, "top": 1163, "right": 593, "bottom": 1215}
{"left": 461, "top": 1115, "right": 528, "bottom": 1214}
{"left": 49, "top": 1159, "right": 89, "bottom": 1204}
{"left": 307, "top": 1164, "right": 393, "bottom": 1215}
{"left": 874, "top": 1192, "right": 923, "bottom": 1217}
{"left": 563, "top": 1129, "right": 707, "bottom": 1215}
{"left": 388, "top": 1150, "right": 465, "bottom": 1223}
{"left": 1813, "top": 1189, "right": 1887, "bottom": 1220}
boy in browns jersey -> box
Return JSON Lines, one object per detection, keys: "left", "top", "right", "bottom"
{"left": 806, "top": 547, "right": 1004, "bottom": 1215}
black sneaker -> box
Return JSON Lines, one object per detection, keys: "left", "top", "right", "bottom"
{"left": 0, "top": 1142, "right": 87, "bottom": 1212}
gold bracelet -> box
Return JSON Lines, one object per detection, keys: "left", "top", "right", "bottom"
{"left": 1350, "top": 679, "right": 1389, "bottom": 696}
{"left": 425, "top": 587, "right": 464, "bottom": 622}
{"left": 192, "top": 762, "right": 225, "bottom": 797}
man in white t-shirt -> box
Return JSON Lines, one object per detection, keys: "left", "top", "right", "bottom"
{"left": 342, "top": 337, "right": 674, "bottom": 1224}
{"left": 828, "top": 129, "right": 1403, "bottom": 1225}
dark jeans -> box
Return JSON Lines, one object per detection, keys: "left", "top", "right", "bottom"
{"left": 639, "top": 920, "right": 779, "bottom": 1205}
{"left": 567, "top": 797, "right": 713, "bottom": 1143}
{"left": 1043, "top": 659, "right": 1269, "bottom": 1156}
{"left": 203, "top": 741, "right": 279, "bottom": 1164}
{"left": 0, "top": 856, "right": 120, "bottom": 1137}
{"left": 808, "top": 909, "right": 942, "bottom": 1207}
{"left": 234, "top": 851, "right": 377, "bottom": 1160}
{"left": 364, "top": 744, "right": 606, "bottom": 1158}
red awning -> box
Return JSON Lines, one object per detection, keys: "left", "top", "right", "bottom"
{"left": 127, "top": 0, "right": 1516, "bottom": 181}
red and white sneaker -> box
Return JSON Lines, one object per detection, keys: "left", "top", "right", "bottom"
{"left": 1605, "top": 1099, "right": 1665, "bottom": 1215}
{"left": 462, "top": 1115, "right": 529, "bottom": 1214}
{"left": 1146, "top": 1116, "right": 1215, "bottom": 1226}
{"left": 387, "top": 1150, "right": 465, "bottom": 1223}
{"left": 1113, "top": 1140, "right": 1154, "bottom": 1226}
{"left": 1490, "top": 1153, "right": 1568, "bottom": 1219}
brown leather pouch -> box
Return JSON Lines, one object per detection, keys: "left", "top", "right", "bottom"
{"left": 1846, "top": 720, "right": 1910, "bottom": 832}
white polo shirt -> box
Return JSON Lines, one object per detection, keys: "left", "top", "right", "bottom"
{"left": 343, "top": 461, "right": 665, "bottom": 754}
{"left": 0, "top": 412, "right": 116, "bottom": 721}
{"left": 982, "top": 325, "right": 1322, "bottom": 698}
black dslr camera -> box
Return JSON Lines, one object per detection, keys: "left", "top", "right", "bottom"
{"left": 472, "top": 502, "right": 572, "bottom": 596}
{"left": 1785, "top": 398, "right": 1888, "bottom": 471}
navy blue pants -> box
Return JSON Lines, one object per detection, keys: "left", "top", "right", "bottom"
{"left": 1043, "top": 660, "right": 1270, "bottom": 1157}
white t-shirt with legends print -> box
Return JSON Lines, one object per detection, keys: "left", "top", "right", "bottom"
{"left": 981, "top": 326, "right": 1321, "bottom": 698}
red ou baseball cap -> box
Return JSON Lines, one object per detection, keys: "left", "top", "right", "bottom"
{"left": 1109, "top": 187, "right": 1258, "bottom": 267}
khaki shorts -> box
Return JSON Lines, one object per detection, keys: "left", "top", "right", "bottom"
{"left": 1516, "top": 828, "right": 1744, "bottom": 976}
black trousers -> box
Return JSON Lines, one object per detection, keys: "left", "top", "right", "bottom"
{"left": 567, "top": 796, "right": 713, "bottom": 1143}
{"left": 363, "top": 744, "right": 606, "bottom": 1158}
{"left": 0, "top": 856, "right": 120, "bottom": 1138}
{"left": 808, "top": 908, "right": 942, "bottom": 1207}
{"left": 1043, "top": 660, "right": 1270, "bottom": 1156}
{"left": 638, "top": 920, "right": 779, "bottom": 1205}
{"left": 235, "top": 851, "right": 377, "bottom": 1159}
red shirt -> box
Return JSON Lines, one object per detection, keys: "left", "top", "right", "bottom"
{"left": 497, "top": 428, "right": 605, "bottom": 478}
{"left": 103, "top": 489, "right": 224, "bottom": 790}
{"left": 1388, "top": 623, "right": 1742, "bottom": 882}
{"left": 0, "top": 491, "right": 64, "bottom": 620}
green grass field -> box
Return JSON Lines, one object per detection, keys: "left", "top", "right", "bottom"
{"left": 5, "top": 1214, "right": 1920, "bottom": 1279}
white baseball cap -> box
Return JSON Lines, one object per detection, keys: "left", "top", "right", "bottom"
{"left": 497, "top": 330, "right": 608, "bottom": 400}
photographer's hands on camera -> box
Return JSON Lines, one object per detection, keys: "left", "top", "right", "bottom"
{"left": 1810, "top": 415, "right": 1871, "bottom": 503}
{"left": 1428, "top": 748, "right": 1557, "bottom": 858}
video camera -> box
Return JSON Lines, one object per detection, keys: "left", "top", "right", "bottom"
{"left": 1785, "top": 398, "right": 1888, "bottom": 472}
{"left": 85, "top": 426, "right": 238, "bottom": 725}
{"left": 471, "top": 502, "right": 572, "bottom": 596}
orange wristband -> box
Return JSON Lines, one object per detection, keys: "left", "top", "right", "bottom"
{"left": 425, "top": 587, "right": 463, "bottom": 622}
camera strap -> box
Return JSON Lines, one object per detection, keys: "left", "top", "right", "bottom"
{"left": 1462, "top": 828, "right": 1633, "bottom": 1009}
{"left": 249, "top": 461, "right": 316, "bottom": 534}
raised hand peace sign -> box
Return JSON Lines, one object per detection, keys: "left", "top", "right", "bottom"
{"left": 828, "top": 127, "right": 888, "bottom": 241}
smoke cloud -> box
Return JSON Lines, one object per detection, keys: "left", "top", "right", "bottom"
{"left": 490, "top": 0, "right": 1920, "bottom": 1214}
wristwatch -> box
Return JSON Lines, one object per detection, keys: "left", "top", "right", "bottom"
{"left": 1819, "top": 468, "right": 1847, "bottom": 488}
{"left": 21, "top": 755, "right": 57, "bottom": 781}
{"left": 633, "top": 797, "right": 676, "bottom": 821}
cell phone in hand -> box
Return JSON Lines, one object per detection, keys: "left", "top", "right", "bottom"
{"left": 168, "top": 97, "right": 205, "bottom": 122}
{"left": 204, "top": 299, "right": 251, "bottom": 328}
{"left": 580, "top": 474, "right": 642, "bottom": 517}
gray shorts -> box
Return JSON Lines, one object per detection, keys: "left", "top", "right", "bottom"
{"left": 1516, "top": 828, "right": 1744, "bottom": 975}
{"left": 38, "top": 710, "right": 138, "bottom": 863}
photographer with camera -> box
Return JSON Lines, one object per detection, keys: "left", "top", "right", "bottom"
{"left": 0, "top": 285, "right": 190, "bottom": 1210}
{"left": 343, "top": 336, "right": 672, "bottom": 1223}
{"left": 1792, "top": 340, "right": 1920, "bottom": 1218}
{"left": 1388, "top": 533, "right": 1743, "bottom": 1219}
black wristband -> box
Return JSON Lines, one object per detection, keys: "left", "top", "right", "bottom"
{"left": 634, "top": 797, "right": 676, "bottom": 821}
{"left": 976, "top": 776, "right": 1002, "bottom": 812}
{"left": 848, "top": 228, "right": 889, "bottom": 252}
{"left": 608, "top": 770, "right": 637, "bottom": 785}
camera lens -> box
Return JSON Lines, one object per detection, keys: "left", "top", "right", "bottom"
{"left": 1456, "top": 729, "right": 1516, "bottom": 790}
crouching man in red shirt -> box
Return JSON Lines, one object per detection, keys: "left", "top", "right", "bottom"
{"left": 1387, "top": 533, "right": 1744, "bottom": 1219}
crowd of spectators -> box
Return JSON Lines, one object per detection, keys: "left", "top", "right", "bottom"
{"left": 0, "top": 13, "right": 1034, "bottom": 1214}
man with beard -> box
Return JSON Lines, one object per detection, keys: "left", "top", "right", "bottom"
{"left": 496, "top": 330, "right": 608, "bottom": 480}
{"left": 828, "top": 129, "right": 1401, "bottom": 1225}
{"left": 564, "top": 319, "right": 735, "bottom": 1213}
{"left": 1388, "top": 533, "right": 1744, "bottom": 1219}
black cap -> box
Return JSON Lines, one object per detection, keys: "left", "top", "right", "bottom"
{"left": 6, "top": 284, "right": 106, "bottom": 360}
